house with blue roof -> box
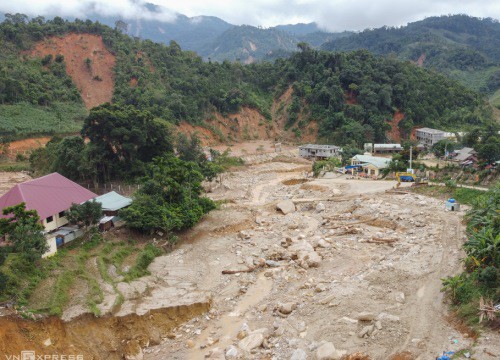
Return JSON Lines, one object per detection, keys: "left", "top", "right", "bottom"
{"left": 351, "top": 154, "right": 392, "bottom": 177}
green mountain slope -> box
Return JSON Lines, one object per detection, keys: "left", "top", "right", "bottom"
{"left": 322, "top": 15, "right": 500, "bottom": 94}
{"left": 0, "top": 16, "right": 494, "bottom": 145}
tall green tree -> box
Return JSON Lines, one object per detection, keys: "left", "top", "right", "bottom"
{"left": 66, "top": 201, "right": 103, "bottom": 228}
{"left": 120, "top": 156, "right": 216, "bottom": 234}
{"left": 81, "top": 103, "right": 174, "bottom": 180}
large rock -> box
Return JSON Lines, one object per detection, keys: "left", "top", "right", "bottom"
{"left": 278, "top": 302, "right": 297, "bottom": 315}
{"left": 316, "top": 202, "right": 326, "bottom": 212}
{"left": 225, "top": 345, "right": 239, "bottom": 358}
{"left": 315, "top": 342, "right": 345, "bottom": 360}
{"left": 291, "top": 348, "right": 308, "bottom": 360}
{"left": 356, "top": 312, "right": 376, "bottom": 321}
{"left": 277, "top": 200, "right": 296, "bottom": 214}
{"left": 289, "top": 241, "right": 321, "bottom": 267}
{"left": 238, "top": 333, "right": 264, "bottom": 352}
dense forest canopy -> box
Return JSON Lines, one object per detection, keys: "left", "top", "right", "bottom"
{"left": 0, "top": 14, "right": 495, "bottom": 146}
{"left": 322, "top": 15, "right": 500, "bottom": 94}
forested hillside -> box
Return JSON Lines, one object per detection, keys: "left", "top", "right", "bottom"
{"left": 322, "top": 15, "right": 500, "bottom": 95}
{"left": 0, "top": 14, "right": 495, "bottom": 146}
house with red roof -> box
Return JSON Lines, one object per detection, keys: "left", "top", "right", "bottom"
{"left": 0, "top": 173, "right": 97, "bottom": 232}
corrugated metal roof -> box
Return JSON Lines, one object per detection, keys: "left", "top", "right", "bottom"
{"left": 0, "top": 173, "right": 97, "bottom": 220}
{"left": 454, "top": 147, "right": 476, "bottom": 162}
{"left": 416, "top": 127, "right": 445, "bottom": 134}
{"left": 352, "top": 155, "right": 391, "bottom": 169}
{"left": 94, "top": 191, "right": 132, "bottom": 211}
{"left": 374, "top": 144, "right": 402, "bottom": 150}
{"left": 299, "top": 144, "right": 340, "bottom": 150}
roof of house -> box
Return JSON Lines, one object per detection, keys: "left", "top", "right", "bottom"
{"left": 416, "top": 127, "right": 445, "bottom": 134}
{"left": 352, "top": 155, "right": 391, "bottom": 169}
{"left": 94, "top": 191, "right": 132, "bottom": 211}
{"left": 299, "top": 144, "right": 340, "bottom": 150}
{"left": 0, "top": 173, "right": 97, "bottom": 220}
{"left": 453, "top": 147, "right": 476, "bottom": 162}
{"left": 373, "top": 144, "right": 402, "bottom": 150}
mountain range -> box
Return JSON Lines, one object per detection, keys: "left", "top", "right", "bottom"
{"left": 5, "top": 5, "right": 495, "bottom": 98}
{"left": 1, "top": 6, "right": 499, "bottom": 102}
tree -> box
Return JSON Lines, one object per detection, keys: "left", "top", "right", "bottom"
{"left": 66, "top": 201, "right": 103, "bottom": 228}
{"left": 0, "top": 203, "right": 43, "bottom": 236}
{"left": 120, "top": 156, "right": 216, "bottom": 234}
{"left": 432, "top": 139, "right": 457, "bottom": 158}
{"left": 0, "top": 203, "right": 47, "bottom": 261}
{"left": 81, "top": 103, "right": 174, "bottom": 180}
{"left": 52, "top": 136, "right": 85, "bottom": 180}
{"left": 477, "top": 137, "right": 500, "bottom": 164}
{"left": 8, "top": 224, "right": 48, "bottom": 262}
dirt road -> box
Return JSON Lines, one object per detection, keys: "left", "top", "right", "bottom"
{"left": 140, "top": 155, "right": 496, "bottom": 359}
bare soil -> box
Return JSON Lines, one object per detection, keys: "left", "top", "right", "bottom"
{"left": 30, "top": 33, "right": 116, "bottom": 109}
{"left": 387, "top": 110, "right": 405, "bottom": 142}
{"left": 0, "top": 171, "right": 31, "bottom": 195}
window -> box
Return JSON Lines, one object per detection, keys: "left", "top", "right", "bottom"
{"left": 58, "top": 211, "right": 66, "bottom": 218}
{"left": 46, "top": 216, "right": 53, "bottom": 223}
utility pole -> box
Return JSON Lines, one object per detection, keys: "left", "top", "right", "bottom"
{"left": 409, "top": 146, "right": 413, "bottom": 172}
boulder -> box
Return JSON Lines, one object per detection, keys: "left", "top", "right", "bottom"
{"left": 315, "top": 342, "right": 345, "bottom": 360}
{"left": 238, "top": 333, "right": 264, "bottom": 352}
{"left": 277, "top": 200, "right": 296, "bottom": 214}
{"left": 279, "top": 302, "right": 297, "bottom": 315}
{"left": 225, "top": 345, "right": 239, "bottom": 358}
{"left": 291, "top": 348, "right": 308, "bottom": 360}
{"left": 396, "top": 292, "right": 405, "bottom": 304}
{"left": 356, "top": 312, "right": 375, "bottom": 321}
{"left": 316, "top": 203, "right": 326, "bottom": 212}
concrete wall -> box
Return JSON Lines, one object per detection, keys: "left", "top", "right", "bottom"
{"left": 42, "top": 236, "right": 58, "bottom": 258}
{"left": 43, "top": 213, "right": 69, "bottom": 232}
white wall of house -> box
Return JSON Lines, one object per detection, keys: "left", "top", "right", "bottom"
{"left": 42, "top": 212, "right": 68, "bottom": 232}
{"left": 42, "top": 236, "right": 58, "bottom": 258}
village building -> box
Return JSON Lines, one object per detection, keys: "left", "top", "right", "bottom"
{"left": 364, "top": 143, "right": 403, "bottom": 154}
{"left": 0, "top": 173, "right": 97, "bottom": 257}
{"left": 299, "top": 144, "right": 341, "bottom": 159}
{"left": 351, "top": 154, "right": 392, "bottom": 177}
{"left": 0, "top": 173, "right": 97, "bottom": 232}
{"left": 94, "top": 191, "right": 132, "bottom": 216}
{"left": 450, "top": 147, "right": 477, "bottom": 166}
{"left": 94, "top": 191, "right": 132, "bottom": 231}
{"left": 415, "top": 127, "right": 446, "bottom": 147}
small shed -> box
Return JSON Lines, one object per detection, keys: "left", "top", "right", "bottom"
{"left": 51, "top": 225, "right": 84, "bottom": 248}
{"left": 99, "top": 216, "right": 115, "bottom": 231}
{"left": 445, "top": 198, "right": 460, "bottom": 211}
{"left": 94, "top": 191, "right": 133, "bottom": 216}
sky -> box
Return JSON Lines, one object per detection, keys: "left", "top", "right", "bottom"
{"left": 1, "top": 0, "right": 499, "bottom": 31}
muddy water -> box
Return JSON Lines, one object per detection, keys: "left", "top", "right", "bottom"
{"left": 188, "top": 272, "right": 273, "bottom": 359}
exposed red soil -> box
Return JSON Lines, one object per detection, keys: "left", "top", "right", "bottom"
{"left": 177, "top": 88, "right": 318, "bottom": 147}
{"left": 30, "top": 33, "right": 116, "bottom": 109}
{"left": 386, "top": 110, "right": 405, "bottom": 142}
{"left": 1, "top": 137, "right": 52, "bottom": 159}
{"left": 345, "top": 91, "right": 358, "bottom": 105}
{"left": 129, "top": 76, "right": 138, "bottom": 88}
{"left": 0, "top": 302, "right": 209, "bottom": 360}
{"left": 416, "top": 53, "right": 426, "bottom": 67}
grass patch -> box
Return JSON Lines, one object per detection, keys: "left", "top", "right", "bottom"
{"left": 0, "top": 102, "right": 86, "bottom": 139}
{"left": 124, "top": 244, "right": 163, "bottom": 281}
{"left": 411, "top": 185, "right": 487, "bottom": 206}
{"left": 48, "top": 269, "right": 76, "bottom": 316}
{"left": 0, "top": 161, "right": 30, "bottom": 172}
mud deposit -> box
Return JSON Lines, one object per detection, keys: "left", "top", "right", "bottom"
{"left": 0, "top": 302, "right": 209, "bottom": 359}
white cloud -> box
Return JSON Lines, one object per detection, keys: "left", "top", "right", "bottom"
{"left": 0, "top": 0, "right": 498, "bottom": 30}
